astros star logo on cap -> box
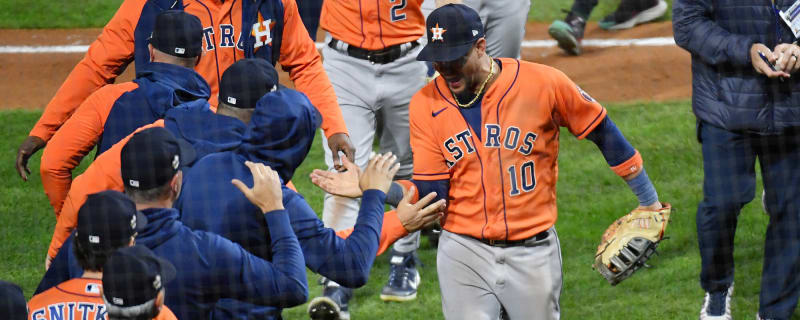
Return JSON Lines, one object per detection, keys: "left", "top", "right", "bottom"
{"left": 431, "top": 23, "right": 447, "bottom": 42}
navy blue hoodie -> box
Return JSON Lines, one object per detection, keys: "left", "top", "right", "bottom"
{"left": 37, "top": 207, "right": 307, "bottom": 320}
{"left": 177, "top": 89, "right": 386, "bottom": 318}
{"left": 98, "top": 62, "right": 210, "bottom": 153}
{"left": 36, "top": 100, "right": 248, "bottom": 298}
{"left": 137, "top": 207, "right": 307, "bottom": 319}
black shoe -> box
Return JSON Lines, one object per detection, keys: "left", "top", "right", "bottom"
{"left": 548, "top": 11, "right": 587, "bottom": 55}
{"left": 308, "top": 278, "right": 352, "bottom": 320}
{"left": 599, "top": 0, "right": 667, "bottom": 30}
{"left": 380, "top": 250, "right": 421, "bottom": 302}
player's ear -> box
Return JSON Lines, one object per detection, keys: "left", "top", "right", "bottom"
{"left": 155, "top": 290, "right": 165, "bottom": 311}
{"left": 171, "top": 170, "right": 183, "bottom": 196}
{"left": 475, "top": 38, "right": 487, "bottom": 57}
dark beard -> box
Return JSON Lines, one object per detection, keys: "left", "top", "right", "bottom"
{"left": 455, "top": 89, "right": 478, "bottom": 108}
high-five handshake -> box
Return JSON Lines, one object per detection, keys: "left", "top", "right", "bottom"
{"left": 311, "top": 152, "right": 446, "bottom": 233}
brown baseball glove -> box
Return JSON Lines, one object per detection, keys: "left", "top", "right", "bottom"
{"left": 593, "top": 202, "right": 671, "bottom": 285}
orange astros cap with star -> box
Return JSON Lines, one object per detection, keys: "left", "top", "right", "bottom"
{"left": 417, "top": 4, "right": 484, "bottom": 62}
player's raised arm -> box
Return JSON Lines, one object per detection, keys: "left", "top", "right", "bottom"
{"left": 226, "top": 161, "right": 308, "bottom": 306}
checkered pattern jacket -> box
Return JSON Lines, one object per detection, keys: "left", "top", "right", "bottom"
{"left": 674, "top": 0, "right": 800, "bottom": 134}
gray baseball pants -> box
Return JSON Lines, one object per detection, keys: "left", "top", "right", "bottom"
{"left": 320, "top": 34, "right": 426, "bottom": 254}
{"left": 437, "top": 229, "right": 563, "bottom": 320}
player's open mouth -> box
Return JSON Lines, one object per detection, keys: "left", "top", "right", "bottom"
{"left": 445, "top": 77, "right": 464, "bottom": 90}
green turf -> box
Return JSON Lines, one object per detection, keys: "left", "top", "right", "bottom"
{"left": 0, "top": 0, "right": 673, "bottom": 29}
{"left": 3, "top": 100, "right": 790, "bottom": 319}
{"left": 531, "top": 0, "right": 673, "bottom": 23}
{"left": 0, "top": 0, "right": 124, "bottom": 29}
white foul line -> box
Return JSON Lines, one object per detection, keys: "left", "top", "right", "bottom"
{"left": 0, "top": 45, "right": 90, "bottom": 53}
{"left": 0, "top": 37, "right": 675, "bottom": 54}
{"left": 521, "top": 37, "right": 675, "bottom": 48}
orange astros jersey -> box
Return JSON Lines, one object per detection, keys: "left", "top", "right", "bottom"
{"left": 30, "top": 0, "right": 346, "bottom": 144}
{"left": 28, "top": 278, "right": 177, "bottom": 320}
{"left": 320, "top": 0, "right": 425, "bottom": 50}
{"left": 409, "top": 58, "right": 606, "bottom": 241}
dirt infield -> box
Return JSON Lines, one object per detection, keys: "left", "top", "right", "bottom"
{"left": 0, "top": 21, "right": 690, "bottom": 110}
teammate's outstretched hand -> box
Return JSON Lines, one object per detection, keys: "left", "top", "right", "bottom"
{"left": 328, "top": 133, "right": 356, "bottom": 172}
{"left": 16, "top": 136, "right": 46, "bottom": 181}
{"left": 232, "top": 161, "right": 285, "bottom": 213}
{"left": 397, "top": 186, "right": 446, "bottom": 233}
{"left": 310, "top": 154, "right": 362, "bottom": 198}
{"left": 359, "top": 152, "right": 400, "bottom": 193}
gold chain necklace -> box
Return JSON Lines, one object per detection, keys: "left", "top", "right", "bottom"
{"left": 450, "top": 57, "right": 495, "bottom": 108}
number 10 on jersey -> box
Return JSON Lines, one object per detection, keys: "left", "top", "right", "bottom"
{"left": 507, "top": 161, "right": 536, "bottom": 196}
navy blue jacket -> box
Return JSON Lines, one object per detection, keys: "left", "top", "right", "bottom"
{"left": 98, "top": 62, "right": 210, "bottom": 153}
{"left": 163, "top": 102, "right": 247, "bottom": 158}
{"left": 37, "top": 208, "right": 307, "bottom": 319}
{"left": 36, "top": 101, "right": 249, "bottom": 299}
{"left": 674, "top": 0, "right": 800, "bottom": 133}
{"left": 176, "top": 90, "right": 386, "bottom": 316}
{"left": 140, "top": 207, "right": 306, "bottom": 319}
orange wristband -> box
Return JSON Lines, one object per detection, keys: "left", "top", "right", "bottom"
{"left": 611, "top": 150, "right": 643, "bottom": 177}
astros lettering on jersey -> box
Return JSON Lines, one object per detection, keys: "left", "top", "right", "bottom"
{"left": 29, "top": 0, "right": 346, "bottom": 145}
{"left": 409, "top": 58, "right": 606, "bottom": 241}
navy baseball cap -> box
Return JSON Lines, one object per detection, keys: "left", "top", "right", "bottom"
{"left": 0, "top": 281, "right": 27, "bottom": 320}
{"left": 77, "top": 191, "right": 147, "bottom": 252}
{"left": 219, "top": 59, "right": 280, "bottom": 109}
{"left": 150, "top": 10, "right": 203, "bottom": 58}
{"left": 102, "top": 245, "right": 176, "bottom": 308}
{"left": 121, "top": 127, "right": 196, "bottom": 191}
{"left": 417, "top": 4, "right": 485, "bottom": 62}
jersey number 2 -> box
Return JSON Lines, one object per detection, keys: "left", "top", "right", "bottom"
{"left": 507, "top": 161, "right": 536, "bottom": 196}
{"left": 390, "top": 0, "right": 407, "bottom": 22}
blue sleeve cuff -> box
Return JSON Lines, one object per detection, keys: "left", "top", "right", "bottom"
{"left": 362, "top": 189, "right": 387, "bottom": 204}
{"left": 626, "top": 168, "right": 659, "bottom": 206}
{"left": 385, "top": 183, "right": 404, "bottom": 207}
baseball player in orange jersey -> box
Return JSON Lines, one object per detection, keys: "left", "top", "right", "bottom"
{"left": 15, "top": 0, "right": 354, "bottom": 185}
{"left": 38, "top": 10, "right": 208, "bottom": 216}
{"left": 415, "top": 5, "right": 663, "bottom": 319}
{"left": 313, "top": 0, "right": 458, "bottom": 314}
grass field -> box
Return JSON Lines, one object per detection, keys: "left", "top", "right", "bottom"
{"left": 2, "top": 100, "right": 784, "bottom": 319}
{"left": 0, "top": 0, "right": 673, "bottom": 29}
{"left": 0, "top": 0, "right": 776, "bottom": 319}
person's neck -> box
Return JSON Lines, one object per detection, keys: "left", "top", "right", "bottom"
{"left": 217, "top": 104, "right": 252, "bottom": 123}
{"left": 82, "top": 270, "right": 102, "bottom": 280}
{"left": 469, "top": 56, "right": 498, "bottom": 94}
{"left": 136, "top": 199, "right": 173, "bottom": 211}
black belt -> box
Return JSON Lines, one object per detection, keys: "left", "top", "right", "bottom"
{"left": 475, "top": 230, "right": 550, "bottom": 248}
{"left": 328, "top": 38, "right": 419, "bottom": 64}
